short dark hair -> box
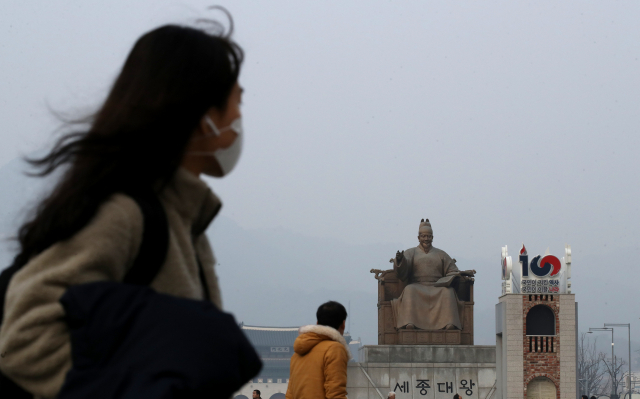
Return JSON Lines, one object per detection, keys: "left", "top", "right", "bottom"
{"left": 254, "top": 390, "right": 261, "bottom": 396}
{"left": 453, "top": 395, "right": 461, "bottom": 399}
{"left": 316, "top": 301, "right": 347, "bottom": 330}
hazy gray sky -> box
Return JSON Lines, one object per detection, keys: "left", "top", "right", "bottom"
{"left": 1, "top": 1, "right": 639, "bottom": 353}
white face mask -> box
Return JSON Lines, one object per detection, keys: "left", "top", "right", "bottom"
{"left": 190, "top": 115, "right": 243, "bottom": 177}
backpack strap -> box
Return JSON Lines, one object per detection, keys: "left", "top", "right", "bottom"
{"left": 122, "top": 192, "right": 169, "bottom": 286}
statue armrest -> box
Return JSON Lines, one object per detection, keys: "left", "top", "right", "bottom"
{"left": 372, "top": 269, "right": 407, "bottom": 302}
{"left": 455, "top": 277, "right": 473, "bottom": 302}
{"left": 370, "top": 268, "right": 396, "bottom": 281}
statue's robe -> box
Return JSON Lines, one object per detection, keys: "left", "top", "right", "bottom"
{"left": 391, "top": 246, "right": 464, "bottom": 330}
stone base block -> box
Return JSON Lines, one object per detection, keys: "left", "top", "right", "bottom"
{"left": 359, "top": 345, "right": 496, "bottom": 364}
{"left": 397, "top": 330, "right": 461, "bottom": 345}
{"left": 348, "top": 345, "right": 497, "bottom": 399}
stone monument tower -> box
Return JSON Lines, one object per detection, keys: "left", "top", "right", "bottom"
{"left": 495, "top": 244, "right": 577, "bottom": 399}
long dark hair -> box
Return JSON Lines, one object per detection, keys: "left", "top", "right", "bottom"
{"left": 14, "top": 14, "right": 243, "bottom": 267}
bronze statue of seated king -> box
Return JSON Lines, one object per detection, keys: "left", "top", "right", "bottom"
{"left": 371, "top": 218, "right": 476, "bottom": 345}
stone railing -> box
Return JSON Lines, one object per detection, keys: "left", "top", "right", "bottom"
{"left": 527, "top": 335, "right": 556, "bottom": 353}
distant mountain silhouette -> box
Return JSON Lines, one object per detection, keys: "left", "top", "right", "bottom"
{"left": 0, "top": 157, "right": 521, "bottom": 345}
{"left": 0, "top": 156, "right": 636, "bottom": 353}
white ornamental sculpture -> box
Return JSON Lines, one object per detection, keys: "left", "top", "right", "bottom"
{"left": 501, "top": 246, "right": 513, "bottom": 294}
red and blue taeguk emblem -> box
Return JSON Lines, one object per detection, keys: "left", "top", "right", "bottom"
{"left": 520, "top": 244, "right": 562, "bottom": 277}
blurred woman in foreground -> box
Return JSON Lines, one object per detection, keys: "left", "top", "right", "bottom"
{"left": 0, "top": 9, "right": 258, "bottom": 398}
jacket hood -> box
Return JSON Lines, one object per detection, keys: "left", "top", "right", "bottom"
{"left": 293, "top": 325, "right": 351, "bottom": 358}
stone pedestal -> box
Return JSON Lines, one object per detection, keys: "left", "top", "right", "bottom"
{"left": 347, "top": 345, "right": 497, "bottom": 399}
{"left": 393, "top": 329, "right": 464, "bottom": 345}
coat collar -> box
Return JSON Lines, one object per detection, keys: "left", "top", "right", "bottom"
{"left": 160, "top": 168, "right": 221, "bottom": 236}
{"left": 298, "top": 324, "right": 351, "bottom": 358}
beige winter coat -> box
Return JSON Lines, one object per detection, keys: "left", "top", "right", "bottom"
{"left": 286, "top": 325, "right": 351, "bottom": 399}
{"left": 0, "top": 168, "right": 223, "bottom": 399}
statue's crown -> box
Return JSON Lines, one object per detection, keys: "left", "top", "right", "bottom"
{"left": 419, "top": 218, "right": 431, "bottom": 229}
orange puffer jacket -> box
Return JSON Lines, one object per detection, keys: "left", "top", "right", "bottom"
{"left": 286, "top": 325, "right": 351, "bottom": 399}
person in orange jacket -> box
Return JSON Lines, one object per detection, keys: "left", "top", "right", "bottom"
{"left": 286, "top": 301, "right": 351, "bottom": 399}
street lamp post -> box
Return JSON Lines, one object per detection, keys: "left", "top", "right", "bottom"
{"left": 604, "top": 324, "right": 632, "bottom": 399}
{"left": 589, "top": 327, "right": 616, "bottom": 399}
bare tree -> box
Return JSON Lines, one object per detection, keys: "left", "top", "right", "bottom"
{"left": 578, "top": 333, "right": 606, "bottom": 397}
{"left": 599, "top": 357, "right": 627, "bottom": 399}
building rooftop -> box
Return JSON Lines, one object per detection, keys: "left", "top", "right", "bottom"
{"left": 240, "top": 324, "right": 300, "bottom": 347}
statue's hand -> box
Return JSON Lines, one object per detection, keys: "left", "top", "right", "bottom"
{"left": 395, "top": 250, "right": 404, "bottom": 263}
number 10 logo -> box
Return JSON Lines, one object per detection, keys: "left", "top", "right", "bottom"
{"left": 519, "top": 245, "right": 562, "bottom": 277}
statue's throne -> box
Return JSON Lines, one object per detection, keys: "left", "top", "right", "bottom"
{"left": 372, "top": 268, "right": 475, "bottom": 345}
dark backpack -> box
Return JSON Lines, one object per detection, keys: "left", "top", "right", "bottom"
{"left": 0, "top": 191, "right": 169, "bottom": 398}
{"left": 56, "top": 196, "right": 261, "bottom": 398}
